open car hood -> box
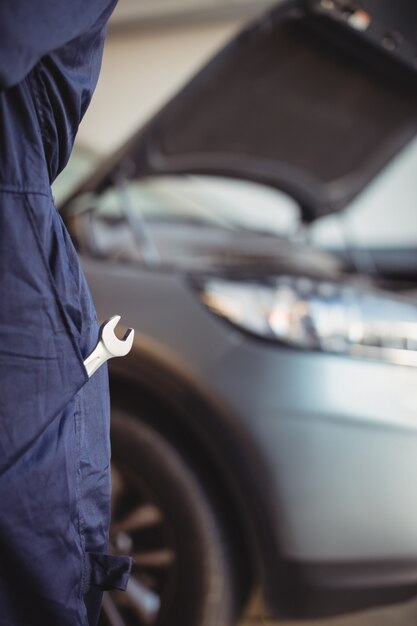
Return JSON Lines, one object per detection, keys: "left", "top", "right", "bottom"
{"left": 73, "top": 0, "right": 417, "bottom": 221}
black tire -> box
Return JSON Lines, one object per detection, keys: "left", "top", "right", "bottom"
{"left": 99, "top": 409, "right": 239, "bottom": 626}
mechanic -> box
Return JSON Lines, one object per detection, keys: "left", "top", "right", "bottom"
{"left": 0, "top": 2, "right": 131, "bottom": 625}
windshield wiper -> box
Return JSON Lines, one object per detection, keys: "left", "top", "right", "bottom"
{"left": 115, "top": 174, "right": 160, "bottom": 267}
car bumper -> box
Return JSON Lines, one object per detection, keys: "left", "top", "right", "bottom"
{"left": 206, "top": 338, "right": 417, "bottom": 614}
{"left": 210, "top": 343, "right": 417, "bottom": 559}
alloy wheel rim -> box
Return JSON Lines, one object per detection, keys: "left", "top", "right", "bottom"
{"left": 100, "top": 463, "right": 177, "bottom": 626}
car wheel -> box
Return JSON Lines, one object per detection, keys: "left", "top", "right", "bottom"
{"left": 99, "top": 409, "right": 239, "bottom": 626}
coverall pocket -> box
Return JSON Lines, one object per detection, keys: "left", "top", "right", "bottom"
{"left": 24, "top": 192, "right": 99, "bottom": 375}
{"left": 0, "top": 329, "right": 84, "bottom": 476}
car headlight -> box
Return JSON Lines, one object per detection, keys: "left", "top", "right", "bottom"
{"left": 197, "top": 276, "right": 417, "bottom": 366}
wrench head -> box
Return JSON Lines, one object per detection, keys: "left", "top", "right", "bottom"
{"left": 100, "top": 315, "right": 135, "bottom": 357}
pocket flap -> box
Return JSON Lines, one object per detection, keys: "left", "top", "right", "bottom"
{"left": 85, "top": 552, "right": 132, "bottom": 591}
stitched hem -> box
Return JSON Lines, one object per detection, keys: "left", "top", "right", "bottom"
{"left": 0, "top": 185, "right": 50, "bottom": 196}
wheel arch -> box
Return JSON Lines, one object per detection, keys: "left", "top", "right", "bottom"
{"left": 108, "top": 335, "right": 286, "bottom": 615}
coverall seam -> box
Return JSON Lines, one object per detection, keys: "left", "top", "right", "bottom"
{"left": 0, "top": 187, "right": 49, "bottom": 197}
{"left": 74, "top": 396, "right": 88, "bottom": 599}
{"left": 27, "top": 69, "right": 53, "bottom": 182}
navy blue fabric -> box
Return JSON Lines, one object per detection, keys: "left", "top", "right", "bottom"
{"left": 0, "top": 2, "right": 132, "bottom": 624}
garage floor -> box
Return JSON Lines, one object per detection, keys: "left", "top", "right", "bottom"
{"left": 241, "top": 596, "right": 417, "bottom": 626}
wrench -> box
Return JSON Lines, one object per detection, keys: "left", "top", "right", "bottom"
{"left": 84, "top": 315, "right": 134, "bottom": 378}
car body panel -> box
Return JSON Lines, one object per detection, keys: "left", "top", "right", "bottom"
{"left": 82, "top": 255, "right": 417, "bottom": 617}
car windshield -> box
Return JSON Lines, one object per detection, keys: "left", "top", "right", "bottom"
{"left": 67, "top": 133, "right": 417, "bottom": 277}
{"left": 91, "top": 174, "right": 300, "bottom": 236}
{"left": 95, "top": 133, "right": 416, "bottom": 241}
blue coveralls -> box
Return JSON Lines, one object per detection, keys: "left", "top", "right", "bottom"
{"left": 0, "top": 2, "right": 131, "bottom": 624}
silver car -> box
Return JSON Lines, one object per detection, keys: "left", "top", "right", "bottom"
{"left": 61, "top": 1, "right": 417, "bottom": 625}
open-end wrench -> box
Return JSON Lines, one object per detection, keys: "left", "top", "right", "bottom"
{"left": 84, "top": 315, "right": 134, "bottom": 378}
